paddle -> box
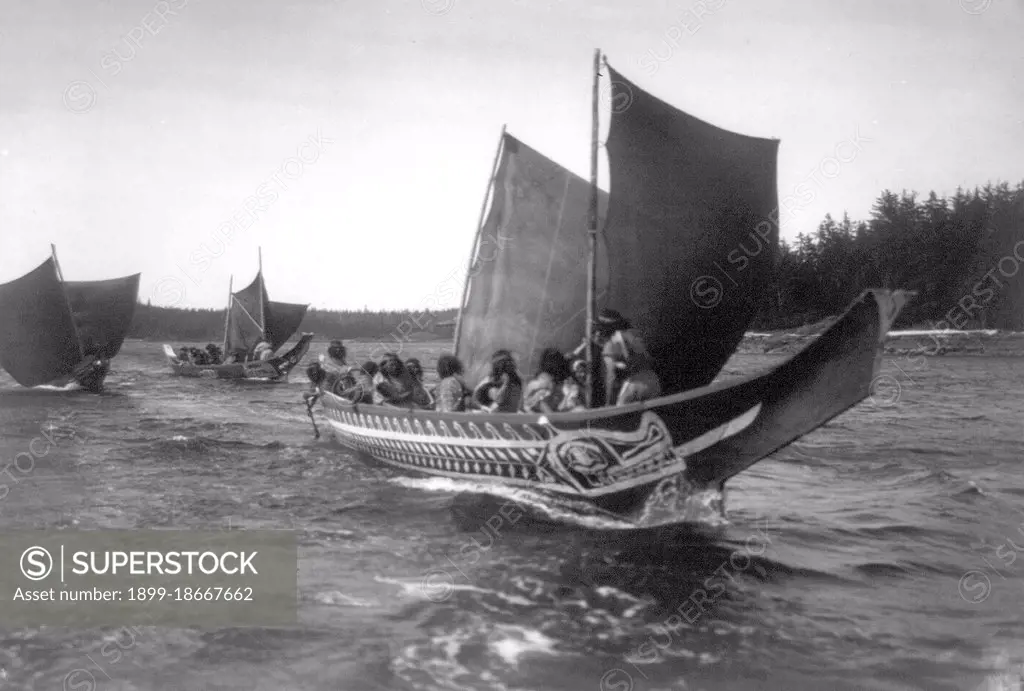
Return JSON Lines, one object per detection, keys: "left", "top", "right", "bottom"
{"left": 303, "top": 391, "right": 321, "bottom": 439}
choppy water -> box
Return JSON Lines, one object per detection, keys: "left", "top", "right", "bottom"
{"left": 1, "top": 339, "right": 1023, "bottom": 691}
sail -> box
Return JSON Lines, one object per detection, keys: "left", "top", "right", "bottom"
{"left": 456, "top": 133, "right": 609, "bottom": 387}
{"left": 224, "top": 273, "right": 267, "bottom": 356}
{"left": 0, "top": 259, "right": 82, "bottom": 386}
{"left": 64, "top": 274, "right": 141, "bottom": 360}
{"left": 602, "top": 64, "right": 780, "bottom": 395}
{"left": 265, "top": 300, "right": 308, "bottom": 351}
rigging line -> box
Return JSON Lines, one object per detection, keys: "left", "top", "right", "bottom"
{"left": 231, "top": 297, "right": 264, "bottom": 334}
{"left": 551, "top": 289, "right": 608, "bottom": 335}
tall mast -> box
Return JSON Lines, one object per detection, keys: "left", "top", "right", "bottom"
{"left": 221, "top": 274, "right": 233, "bottom": 356}
{"left": 51, "top": 244, "right": 85, "bottom": 359}
{"left": 585, "top": 49, "right": 600, "bottom": 408}
{"left": 453, "top": 123, "right": 507, "bottom": 355}
{"left": 257, "top": 246, "right": 266, "bottom": 336}
{"left": 50, "top": 244, "right": 67, "bottom": 286}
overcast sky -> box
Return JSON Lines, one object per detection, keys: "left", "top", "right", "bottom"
{"left": 1, "top": 0, "right": 1020, "bottom": 310}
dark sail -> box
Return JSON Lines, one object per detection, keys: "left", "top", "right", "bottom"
{"left": 456, "top": 133, "right": 609, "bottom": 387}
{"left": 602, "top": 64, "right": 780, "bottom": 395}
{"left": 0, "top": 259, "right": 82, "bottom": 386}
{"left": 64, "top": 274, "right": 141, "bottom": 360}
{"left": 265, "top": 301, "right": 308, "bottom": 351}
{"left": 224, "top": 273, "right": 267, "bottom": 356}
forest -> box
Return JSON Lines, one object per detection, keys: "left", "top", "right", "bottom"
{"left": 127, "top": 180, "right": 1024, "bottom": 341}
{"left": 129, "top": 305, "right": 460, "bottom": 342}
{"left": 752, "top": 181, "right": 1024, "bottom": 329}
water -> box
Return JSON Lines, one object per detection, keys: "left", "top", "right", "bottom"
{"left": 1, "top": 339, "right": 1023, "bottom": 691}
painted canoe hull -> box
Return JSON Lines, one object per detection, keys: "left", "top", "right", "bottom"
{"left": 315, "top": 290, "right": 909, "bottom": 525}
{"left": 163, "top": 333, "right": 314, "bottom": 382}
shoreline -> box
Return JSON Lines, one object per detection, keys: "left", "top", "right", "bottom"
{"left": 129, "top": 328, "right": 1024, "bottom": 357}
{"left": 736, "top": 327, "right": 1023, "bottom": 357}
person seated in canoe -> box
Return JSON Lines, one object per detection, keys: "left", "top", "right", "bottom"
{"left": 323, "top": 340, "right": 348, "bottom": 369}
{"left": 373, "top": 353, "right": 431, "bottom": 408}
{"left": 176, "top": 346, "right": 191, "bottom": 363}
{"left": 433, "top": 354, "right": 472, "bottom": 412}
{"left": 406, "top": 358, "right": 424, "bottom": 383}
{"left": 205, "top": 343, "right": 224, "bottom": 365}
{"left": 522, "top": 348, "right": 583, "bottom": 413}
{"left": 315, "top": 340, "right": 356, "bottom": 393}
{"left": 557, "top": 358, "right": 584, "bottom": 411}
{"left": 593, "top": 309, "right": 661, "bottom": 406}
{"left": 252, "top": 340, "right": 274, "bottom": 362}
{"left": 472, "top": 350, "right": 523, "bottom": 413}
{"left": 340, "top": 361, "right": 377, "bottom": 403}
{"left": 405, "top": 358, "right": 434, "bottom": 407}
{"left": 189, "top": 346, "right": 209, "bottom": 365}
{"left": 305, "top": 361, "right": 326, "bottom": 390}
{"left": 570, "top": 358, "right": 588, "bottom": 389}
{"left": 321, "top": 340, "right": 353, "bottom": 374}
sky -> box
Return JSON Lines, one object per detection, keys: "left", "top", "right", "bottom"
{"left": 0, "top": 0, "right": 1021, "bottom": 310}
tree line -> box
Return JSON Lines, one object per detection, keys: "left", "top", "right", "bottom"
{"left": 753, "top": 180, "right": 1024, "bottom": 330}
{"left": 129, "top": 305, "right": 459, "bottom": 342}
{"left": 128, "top": 180, "right": 1024, "bottom": 340}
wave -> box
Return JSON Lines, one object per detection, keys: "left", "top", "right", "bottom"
{"left": 390, "top": 476, "right": 639, "bottom": 531}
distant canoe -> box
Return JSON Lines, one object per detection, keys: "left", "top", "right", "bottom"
{"left": 0, "top": 246, "right": 140, "bottom": 393}
{"left": 162, "top": 335, "right": 313, "bottom": 382}
{"left": 163, "top": 247, "right": 312, "bottom": 383}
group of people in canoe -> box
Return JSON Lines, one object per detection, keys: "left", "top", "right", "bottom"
{"left": 174, "top": 340, "right": 276, "bottom": 366}
{"left": 305, "top": 309, "right": 662, "bottom": 412}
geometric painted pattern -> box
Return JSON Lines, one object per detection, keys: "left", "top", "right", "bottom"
{"left": 315, "top": 391, "right": 765, "bottom": 499}
{"left": 315, "top": 389, "right": 765, "bottom": 497}
{"left": 325, "top": 405, "right": 560, "bottom": 486}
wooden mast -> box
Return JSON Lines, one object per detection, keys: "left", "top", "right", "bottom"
{"left": 51, "top": 244, "right": 85, "bottom": 359}
{"left": 585, "top": 49, "right": 600, "bottom": 408}
{"left": 221, "top": 275, "right": 233, "bottom": 357}
{"left": 50, "top": 244, "right": 67, "bottom": 285}
{"left": 257, "top": 246, "right": 266, "bottom": 339}
{"left": 453, "top": 123, "right": 507, "bottom": 355}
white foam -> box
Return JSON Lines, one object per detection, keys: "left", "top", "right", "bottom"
{"left": 746, "top": 328, "right": 1011, "bottom": 339}
{"left": 972, "top": 665, "right": 1024, "bottom": 691}
{"left": 389, "top": 476, "right": 637, "bottom": 530}
{"left": 310, "top": 590, "right": 374, "bottom": 607}
{"left": 888, "top": 329, "right": 1000, "bottom": 337}
{"left": 972, "top": 647, "right": 1024, "bottom": 691}
{"left": 373, "top": 576, "right": 535, "bottom": 607}
{"left": 34, "top": 383, "right": 78, "bottom": 391}
{"left": 594, "top": 586, "right": 647, "bottom": 605}
{"left": 488, "top": 625, "right": 560, "bottom": 666}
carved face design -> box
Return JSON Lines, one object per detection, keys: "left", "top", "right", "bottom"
{"left": 540, "top": 412, "right": 679, "bottom": 491}
{"left": 559, "top": 440, "right": 612, "bottom": 474}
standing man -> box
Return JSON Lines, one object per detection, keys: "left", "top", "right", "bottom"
{"left": 592, "top": 309, "right": 661, "bottom": 406}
